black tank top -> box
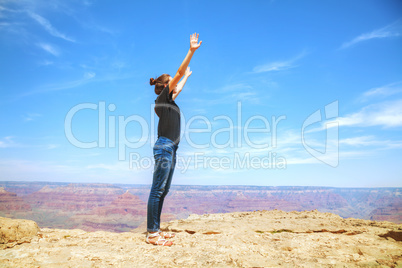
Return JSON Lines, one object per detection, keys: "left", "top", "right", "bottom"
{"left": 154, "top": 85, "right": 181, "bottom": 145}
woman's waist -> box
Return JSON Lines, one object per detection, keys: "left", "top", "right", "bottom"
{"left": 154, "top": 136, "right": 179, "bottom": 150}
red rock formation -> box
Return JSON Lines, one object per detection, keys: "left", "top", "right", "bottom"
{"left": 369, "top": 198, "right": 402, "bottom": 223}
{"left": 70, "top": 191, "right": 148, "bottom": 232}
{"left": 226, "top": 190, "right": 299, "bottom": 212}
{"left": 268, "top": 189, "right": 349, "bottom": 211}
{"left": 91, "top": 190, "right": 147, "bottom": 216}
{"left": 1, "top": 183, "right": 401, "bottom": 231}
{"left": 24, "top": 184, "right": 124, "bottom": 212}
{"left": 0, "top": 188, "right": 31, "bottom": 212}
{"left": 163, "top": 188, "right": 233, "bottom": 217}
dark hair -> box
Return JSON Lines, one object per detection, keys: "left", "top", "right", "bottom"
{"left": 150, "top": 74, "right": 170, "bottom": 95}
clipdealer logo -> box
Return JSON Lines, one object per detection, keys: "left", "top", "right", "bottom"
{"left": 64, "top": 100, "right": 339, "bottom": 172}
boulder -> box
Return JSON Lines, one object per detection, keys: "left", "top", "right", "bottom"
{"left": 0, "top": 217, "right": 40, "bottom": 249}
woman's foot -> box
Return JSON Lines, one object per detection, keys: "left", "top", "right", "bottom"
{"left": 146, "top": 232, "right": 173, "bottom": 246}
{"left": 159, "top": 231, "right": 175, "bottom": 239}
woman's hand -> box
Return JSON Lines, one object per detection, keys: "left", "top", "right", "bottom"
{"left": 170, "top": 33, "right": 201, "bottom": 93}
{"left": 173, "top": 67, "right": 192, "bottom": 100}
{"left": 184, "top": 67, "right": 192, "bottom": 77}
{"left": 190, "top": 33, "right": 202, "bottom": 51}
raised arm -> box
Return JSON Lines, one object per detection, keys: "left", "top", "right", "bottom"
{"left": 172, "top": 67, "right": 192, "bottom": 101}
{"left": 168, "top": 33, "right": 202, "bottom": 93}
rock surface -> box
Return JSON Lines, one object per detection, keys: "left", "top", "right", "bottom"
{"left": 0, "top": 210, "right": 401, "bottom": 267}
{"left": 0, "top": 217, "right": 39, "bottom": 249}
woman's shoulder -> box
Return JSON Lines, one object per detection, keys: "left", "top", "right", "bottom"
{"left": 156, "top": 85, "right": 172, "bottom": 103}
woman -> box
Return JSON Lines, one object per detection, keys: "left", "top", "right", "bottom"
{"left": 146, "top": 33, "right": 202, "bottom": 246}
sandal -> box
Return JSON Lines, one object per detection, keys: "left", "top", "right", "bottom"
{"left": 146, "top": 232, "right": 173, "bottom": 246}
{"left": 159, "top": 231, "right": 175, "bottom": 239}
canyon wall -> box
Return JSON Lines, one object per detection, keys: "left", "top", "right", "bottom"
{"left": 0, "top": 181, "right": 400, "bottom": 232}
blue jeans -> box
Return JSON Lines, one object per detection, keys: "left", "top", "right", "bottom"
{"left": 147, "top": 136, "right": 178, "bottom": 232}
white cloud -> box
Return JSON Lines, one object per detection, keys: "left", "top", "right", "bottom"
{"left": 37, "top": 42, "right": 59, "bottom": 56}
{"left": 86, "top": 162, "right": 130, "bottom": 171}
{"left": 38, "top": 60, "right": 54, "bottom": 66}
{"left": 209, "top": 83, "right": 253, "bottom": 93}
{"left": 191, "top": 83, "right": 262, "bottom": 105}
{"left": 340, "top": 20, "right": 402, "bottom": 49}
{"left": 305, "top": 84, "right": 402, "bottom": 130}
{"left": 21, "top": 72, "right": 97, "bottom": 96}
{"left": 0, "top": 157, "right": 150, "bottom": 183}
{"left": 0, "top": 4, "right": 20, "bottom": 19}
{"left": 340, "top": 136, "right": 377, "bottom": 146}
{"left": 0, "top": 136, "right": 18, "bottom": 148}
{"left": 252, "top": 51, "right": 307, "bottom": 73}
{"left": 361, "top": 81, "right": 402, "bottom": 101}
{"left": 307, "top": 99, "right": 402, "bottom": 132}
{"left": 111, "top": 61, "right": 127, "bottom": 70}
{"left": 339, "top": 135, "right": 402, "bottom": 149}
{"left": 337, "top": 99, "right": 402, "bottom": 128}
{"left": 0, "top": 158, "right": 82, "bottom": 181}
{"left": 83, "top": 0, "right": 93, "bottom": 6}
{"left": 46, "top": 144, "right": 60, "bottom": 149}
{"left": 84, "top": 71, "right": 96, "bottom": 79}
{"left": 22, "top": 113, "right": 41, "bottom": 121}
{"left": 27, "top": 11, "right": 75, "bottom": 42}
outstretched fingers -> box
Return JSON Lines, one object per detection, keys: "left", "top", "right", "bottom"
{"left": 190, "top": 33, "right": 199, "bottom": 41}
{"left": 189, "top": 32, "right": 202, "bottom": 50}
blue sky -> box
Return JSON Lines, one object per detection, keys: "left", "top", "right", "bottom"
{"left": 1, "top": 0, "right": 401, "bottom": 187}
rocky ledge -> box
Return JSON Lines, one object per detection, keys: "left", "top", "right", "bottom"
{"left": 0, "top": 210, "right": 401, "bottom": 267}
{"left": 0, "top": 217, "right": 39, "bottom": 250}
